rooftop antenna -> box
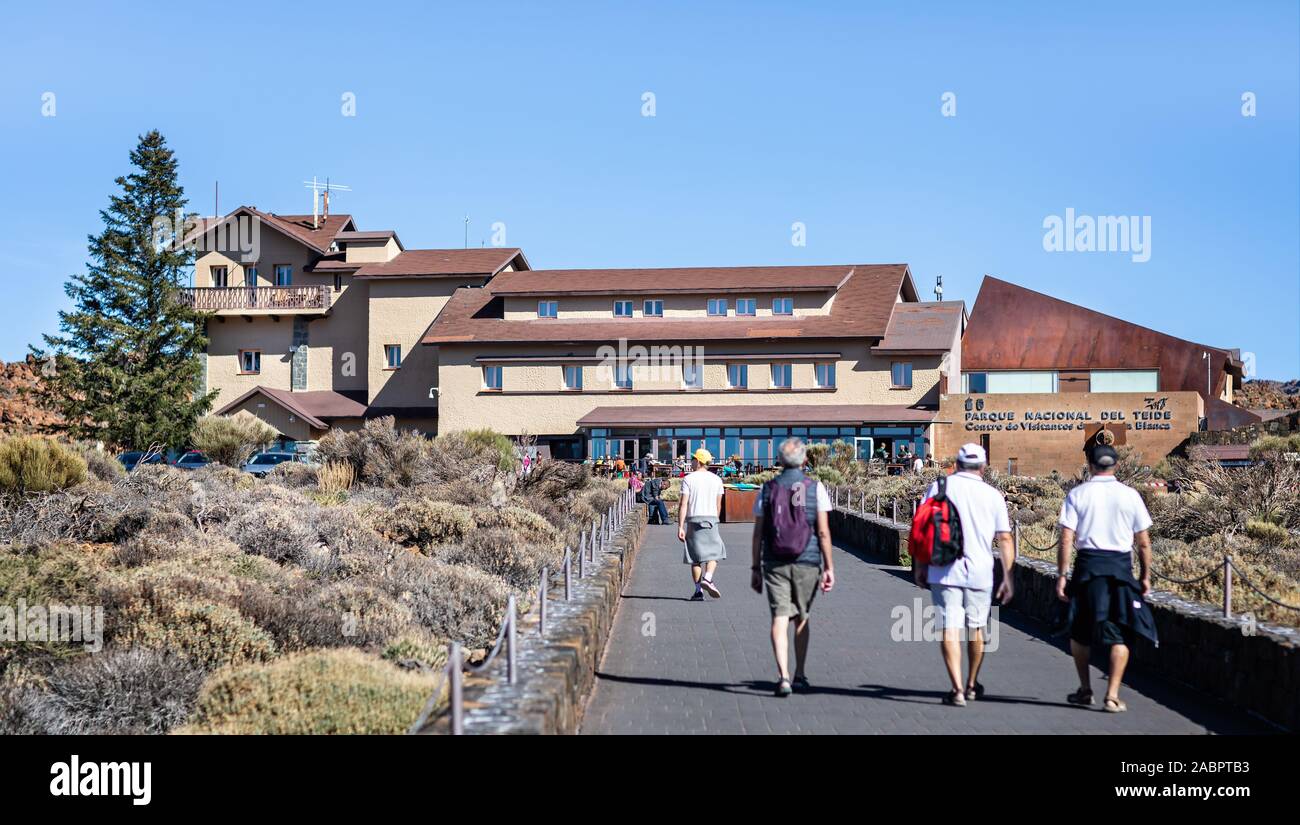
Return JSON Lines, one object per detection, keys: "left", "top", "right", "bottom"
{"left": 303, "top": 177, "right": 352, "bottom": 229}
{"left": 214, "top": 181, "right": 219, "bottom": 217}
{"left": 934, "top": 274, "right": 944, "bottom": 302}
{"left": 464, "top": 214, "right": 469, "bottom": 249}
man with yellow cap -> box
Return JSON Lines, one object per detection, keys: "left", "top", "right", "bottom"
{"left": 677, "top": 447, "right": 726, "bottom": 600}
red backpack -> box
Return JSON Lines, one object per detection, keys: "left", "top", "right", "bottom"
{"left": 909, "top": 474, "right": 965, "bottom": 566}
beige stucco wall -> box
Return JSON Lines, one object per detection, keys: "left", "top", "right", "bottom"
{"left": 206, "top": 319, "right": 296, "bottom": 409}
{"left": 343, "top": 237, "right": 401, "bottom": 263}
{"left": 221, "top": 401, "right": 318, "bottom": 443}
{"left": 435, "top": 339, "right": 944, "bottom": 435}
{"left": 503, "top": 290, "right": 833, "bottom": 321}
{"left": 194, "top": 223, "right": 318, "bottom": 288}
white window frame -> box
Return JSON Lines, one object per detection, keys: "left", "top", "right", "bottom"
{"left": 384, "top": 344, "right": 402, "bottom": 370}
{"left": 770, "top": 363, "right": 792, "bottom": 389}
{"left": 211, "top": 265, "right": 229, "bottom": 287}
{"left": 772, "top": 296, "right": 794, "bottom": 315}
{"left": 727, "top": 363, "right": 748, "bottom": 389}
{"left": 643, "top": 299, "right": 664, "bottom": 317}
{"left": 736, "top": 298, "right": 757, "bottom": 316}
{"left": 563, "top": 365, "right": 583, "bottom": 391}
{"left": 613, "top": 362, "right": 634, "bottom": 390}
{"left": 682, "top": 360, "right": 704, "bottom": 390}
{"left": 707, "top": 298, "right": 728, "bottom": 316}
{"left": 613, "top": 300, "right": 634, "bottom": 318}
{"left": 891, "top": 361, "right": 913, "bottom": 389}
{"left": 238, "top": 349, "right": 261, "bottom": 374}
{"left": 815, "top": 362, "right": 836, "bottom": 388}
{"left": 483, "top": 365, "right": 503, "bottom": 391}
{"left": 537, "top": 300, "right": 558, "bottom": 319}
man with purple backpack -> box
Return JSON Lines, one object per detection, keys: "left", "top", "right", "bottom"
{"left": 750, "top": 438, "right": 836, "bottom": 697}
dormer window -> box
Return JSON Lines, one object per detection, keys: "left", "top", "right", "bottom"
{"left": 613, "top": 300, "right": 634, "bottom": 318}
{"left": 707, "top": 298, "right": 728, "bottom": 316}
{"left": 537, "top": 300, "right": 558, "bottom": 319}
{"left": 211, "top": 266, "right": 229, "bottom": 287}
{"left": 643, "top": 299, "right": 664, "bottom": 317}
{"left": 274, "top": 265, "right": 292, "bottom": 286}
{"left": 772, "top": 297, "right": 794, "bottom": 315}
{"left": 736, "top": 298, "right": 757, "bottom": 316}
{"left": 244, "top": 266, "right": 259, "bottom": 287}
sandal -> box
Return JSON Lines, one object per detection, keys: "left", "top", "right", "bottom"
{"left": 1103, "top": 697, "right": 1127, "bottom": 713}
{"left": 943, "top": 689, "right": 967, "bottom": 707}
{"left": 1066, "top": 687, "right": 1095, "bottom": 706}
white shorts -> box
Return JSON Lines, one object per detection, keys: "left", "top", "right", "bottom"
{"left": 930, "top": 584, "right": 992, "bottom": 630}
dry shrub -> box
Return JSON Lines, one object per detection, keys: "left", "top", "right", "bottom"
{"left": 383, "top": 556, "right": 512, "bottom": 648}
{"left": 223, "top": 494, "right": 321, "bottom": 564}
{"left": 0, "top": 436, "right": 87, "bottom": 495}
{"left": 381, "top": 632, "right": 447, "bottom": 672}
{"left": 267, "top": 460, "right": 317, "bottom": 488}
{"left": 375, "top": 499, "right": 475, "bottom": 549}
{"left": 316, "top": 418, "right": 430, "bottom": 487}
{"left": 437, "top": 527, "right": 560, "bottom": 590}
{"left": 1, "top": 647, "right": 204, "bottom": 734}
{"left": 0, "top": 541, "right": 106, "bottom": 671}
{"left": 305, "top": 580, "right": 418, "bottom": 647}
{"left": 317, "top": 461, "right": 355, "bottom": 495}
{"left": 473, "top": 505, "right": 560, "bottom": 547}
{"left": 190, "top": 413, "right": 276, "bottom": 467}
{"left": 75, "top": 442, "right": 125, "bottom": 483}
{"left": 181, "top": 649, "right": 436, "bottom": 735}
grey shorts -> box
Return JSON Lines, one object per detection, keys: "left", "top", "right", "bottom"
{"left": 930, "top": 584, "right": 992, "bottom": 630}
{"left": 764, "top": 562, "right": 821, "bottom": 620}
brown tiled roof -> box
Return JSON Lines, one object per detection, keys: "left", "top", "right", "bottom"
{"left": 355, "top": 248, "right": 526, "bottom": 279}
{"left": 487, "top": 265, "right": 855, "bottom": 296}
{"left": 873, "top": 301, "right": 965, "bottom": 353}
{"left": 306, "top": 254, "right": 362, "bottom": 273}
{"left": 422, "top": 263, "right": 914, "bottom": 345}
{"left": 182, "top": 207, "right": 354, "bottom": 255}
{"left": 216, "top": 386, "right": 368, "bottom": 430}
{"left": 336, "top": 230, "right": 401, "bottom": 244}
{"left": 576, "top": 404, "right": 939, "bottom": 427}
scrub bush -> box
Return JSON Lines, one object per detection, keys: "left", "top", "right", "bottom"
{"left": 190, "top": 413, "right": 276, "bottom": 467}
{"left": 0, "top": 437, "right": 87, "bottom": 495}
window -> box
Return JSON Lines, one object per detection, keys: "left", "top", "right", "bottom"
{"left": 891, "top": 362, "right": 913, "bottom": 389}
{"left": 613, "top": 300, "right": 634, "bottom": 318}
{"left": 563, "top": 365, "right": 583, "bottom": 391}
{"left": 682, "top": 360, "right": 703, "bottom": 390}
{"left": 770, "top": 363, "right": 792, "bottom": 389}
{"left": 707, "top": 298, "right": 728, "bottom": 316}
{"left": 736, "top": 298, "right": 757, "bottom": 316}
{"left": 613, "top": 362, "right": 633, "bottom": 390}
{"left": 274, "top": 265, "right": 292, "bottom": 286}
{"left": 815, "top": 363, "right": 836, "bottom": 388}
{"left": 333, "top": 273, "right": 343, "bottom": 292}
{"left": 537, "top": 300, "right": 558, "bottom": 319}
{"left": 211, "top": 266, "right": 229, "bottom": 287}
{"left": 772, "top": 296, "right": 794, "bottom": 315}
{"left": 244, "top": 266, "right": 258, "bottom": 287}
{"left": 384, "top": 345, "right": 402, "bottom": 369}
{"left": 1090, "top": 369, "right": 1158, "bottom": 393}
{"left": 727, "top": 364, "right": 748, "bottom": 389}
{"left": 482, "top": 365, "right": 503, "bottom": 391}
{"left": 963, "top": 372, "right": 988, "bottom": 393}
{"left": 238, "top": 350, "right": 261, "bottom": 374}
{"left": 643, "top": 299, "right": 664, "bottom": 317}
{"left": 985, "top": 370, "right": 1057, "bottom": 393}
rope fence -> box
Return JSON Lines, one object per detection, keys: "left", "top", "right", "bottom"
{"left": 407, "top": 485, "right": 637, "bottom": 735}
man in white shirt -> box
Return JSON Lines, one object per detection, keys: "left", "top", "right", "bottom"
{"left": 678, "top": 448, "right": 726, "bottom": 600}
{"left": 914, "top": 443, "right": 1015, "bottom": 706}
{"left": 1056, "top": 444, "right": 1155, "bottom": 713}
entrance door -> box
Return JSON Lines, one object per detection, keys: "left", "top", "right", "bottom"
{"left": 622, "top": 440, "right": 636, "bottom": 462}
{"left": 854, "top": 437, "right": 874, "bottom": 462}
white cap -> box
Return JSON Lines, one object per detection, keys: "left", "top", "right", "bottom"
{"left": 957, "top": 443, "right": 987, "bottom": 465}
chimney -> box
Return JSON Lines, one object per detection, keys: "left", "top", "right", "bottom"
{"left": 322, "top": 189, "right": 330, "bottom": 223}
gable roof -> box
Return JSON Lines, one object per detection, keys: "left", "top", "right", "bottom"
{"left": 184, "top": 206, "right": 354, "bottom": 255}
{"left": 216, "top": 386, "right": 368, "bottom": 430}
{"left": 354, "top": 247, "right": 527, "bottom": 279}
{"left": 872, "top": 301, "right": 966, "bottom": 353}
{"left": 421, "top": 263, "right": 916, "bottom": 345}
{"left": 962, "top": 276, "right": 1242, "bottom": 399}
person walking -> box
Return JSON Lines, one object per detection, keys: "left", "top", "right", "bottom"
{"left": 750, "top": 438, "right": 835, "bottom": 696}
{"left": 677, "top": 448, "right": 725, "bottom": 601}
{"left": 914, "top": 443, "right": 1015, "bottom": 706}
{"left": 1055, "top": 443, "right": 1157, "bottom": 713}
{"left": 912, "top": 453, "right": 925, "bottom": 474}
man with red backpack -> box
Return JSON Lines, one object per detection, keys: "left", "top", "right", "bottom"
{"left": 911, "top": 443, "right": 1015, "bottom": 707}
{"left": 750, "top": 438, "right": 836, "bottom": 697}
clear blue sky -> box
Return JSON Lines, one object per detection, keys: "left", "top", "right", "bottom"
{"left": 1, "top": 1, "right": 1297, "bottom": 377}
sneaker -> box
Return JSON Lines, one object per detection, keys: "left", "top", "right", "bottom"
{"left": 943, "top": 689, "right": 967, "bottom": 707}
{"left": 700, "top": 577, "right": 721, "bottom": 599}
{"left": 774, "top": 678, "right": 793, "bottom": 697}
{"left": 965, "top": 682, "right": 985, "bottom": 701}
{"left": 690, "top": 591, "right": 705, "bottom": 602}
{"left": 792, "top": 675, "right": 811, "bottom": 693}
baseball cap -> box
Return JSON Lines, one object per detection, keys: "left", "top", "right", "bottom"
{"left": 692, "top": 448, "right": 713, "bottom": 464}
{"left": 1087, "top": 443, "right": 1119, "bottom": 469}
{"left": 956, "top": 443, "right": 987, "bottom": 465}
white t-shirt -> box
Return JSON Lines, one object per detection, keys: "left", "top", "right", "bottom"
{"left": 912, "top": 458, "right": 924, "bottom": 473}
{"left": 1058, "top": 475, "right": 1153, "bottom": 552}
{"left": 751, "top": 479, "right": 833, "bottom": 516}
{"left": 922, "top": 471, "right": 1012, "bottom": 590}
{"left": 680, "top": 469, "right": 724, "bottom": 518}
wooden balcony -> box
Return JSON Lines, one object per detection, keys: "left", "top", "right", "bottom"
{"left": 180, "top": 285, "right": 332, "bottom": 316}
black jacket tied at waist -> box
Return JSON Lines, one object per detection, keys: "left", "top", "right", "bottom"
{"left": 1066, "top": 549, "right": 1158, "bottom": 647}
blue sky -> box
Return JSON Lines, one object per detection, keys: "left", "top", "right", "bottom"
{"left": 1, "top": 1, "right": 1297, "bottom": 377}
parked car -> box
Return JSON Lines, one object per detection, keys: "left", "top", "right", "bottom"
{"left": 175, "top": 451, "right": 211, "bottom": 471}
{"left": 118, "top": 451, "right": 168, "bottom": 472}
{"left": 241, "top": 451, "right": 300, "bottom": 477}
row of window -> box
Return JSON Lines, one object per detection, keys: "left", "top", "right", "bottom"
{"left": 211, "top": 265, "right": 295, "bottom": 288}
{"left": 237, "top": 346, "right": 403, "bottom": 375}
{"left": 961, "top": 369, "right": 1158, "bottom": 394}
{"left": 482, "top": 362, "right": 843, "bottom": 391}
{"left": 536, "top": 296, "right": 795, "bottom": 319}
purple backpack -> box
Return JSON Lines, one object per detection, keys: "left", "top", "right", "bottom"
{"left": 764, "top": 478, "right": 816, "bottom": 561}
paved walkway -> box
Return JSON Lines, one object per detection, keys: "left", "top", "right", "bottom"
{"left": 582, "top": 523, "right": 1271, "bottom": 734}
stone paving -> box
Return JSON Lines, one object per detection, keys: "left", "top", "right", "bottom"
{"left": 581, "top": 523, "right": 1272, "bottom": 734}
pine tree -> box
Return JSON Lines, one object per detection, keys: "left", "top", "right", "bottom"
{"left": 37, "top": 130, "right": 214, "bottom": 449}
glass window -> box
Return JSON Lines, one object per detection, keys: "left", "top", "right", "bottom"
{"left": 614, "top": 362, "right": 633, "bottom": 390}
{"left": 563, "top": 365, "right": 583, "bottom": 390}
{"left": 682, "top": 360, "right": 703, "bottom": 389}
{"left": 384, "top": 345, "right": 402, "bottom": 369}
{"left": 815, "top": 363, "right": 836, "bottom": 388}
{"left": 891, "top": 361, "right": 913, "bottom": 389}
{"left": 1090, "top": 369, "right": 1158, "bottom": 393}
{"left": 643, "top": 299, "right": 664, "bottom": 317}
{"left": 707, "top": 298, "right": 728, "bottom": 316}
{"left": 986, "top": 370, "right": 1057, "bottom": 393}
{"left": 239, "top": 350, "right": 260, "bottom": 374}
{"left": 772, "top": 296, "right": 794, "bottom": 315}
{"left": 727, "top": 363, "right": 748, "bottom": 389}
{"left": 274, "top": 265, "right": 292, "bottom": 286}
{"left": 963, "top": 372, "right": 988, "bottom": 393}
{"left": 771, "top": 363, "right": 792, "bottom": 388}
{"left": 211, "top": 266, "right": 228, "bottom": 287}
{"left": 537, "top": 300, "right": 558, "bottom": 318}
{"left": 244, "top": 266, "right": 258, "bottom": 287}
{"left": 613, "top": 300, "right": 634, "bottom": 317}
{"left": 736, "top": 298, "right": 757, "bottom": 316}
{"left": 483, "top": 365, "right": 503, "bottom": 390}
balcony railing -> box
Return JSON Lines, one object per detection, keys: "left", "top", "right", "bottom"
{"left": 180, "top": 285, "right": 332, "bottom": 313}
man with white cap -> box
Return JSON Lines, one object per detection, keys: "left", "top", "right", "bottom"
{"left": 678, "top": 447, "right": 726, "bottom": 600}
{"left": 915, "top": 443, "right": 1015, "bottom": 706}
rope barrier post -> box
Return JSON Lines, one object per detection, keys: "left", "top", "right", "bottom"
{"left": 578, "top": 538, "right": 586, "bottom": 578}
{"left": 1014, "top": 520, "right": 1021, "bottom": 559}
{"left": 564, "top": 550, "right": 571, "bottom": 600}
{"left": 449, "top": 642, "right": 464, "bottom": 735}
{"left": 1223, "top": 555, "right": 1232, "bottom": 619}
{"left": 892, "top": 498, "right": 898, "bottom": 523}
{"left": 506, "top": 595, "right": 517, "bottom": 685}
{"left": 875, "top": 495, "right": 880, "bottom": 517}
{"left": 539, "top": 566, "right": 548, "bottom": 637}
